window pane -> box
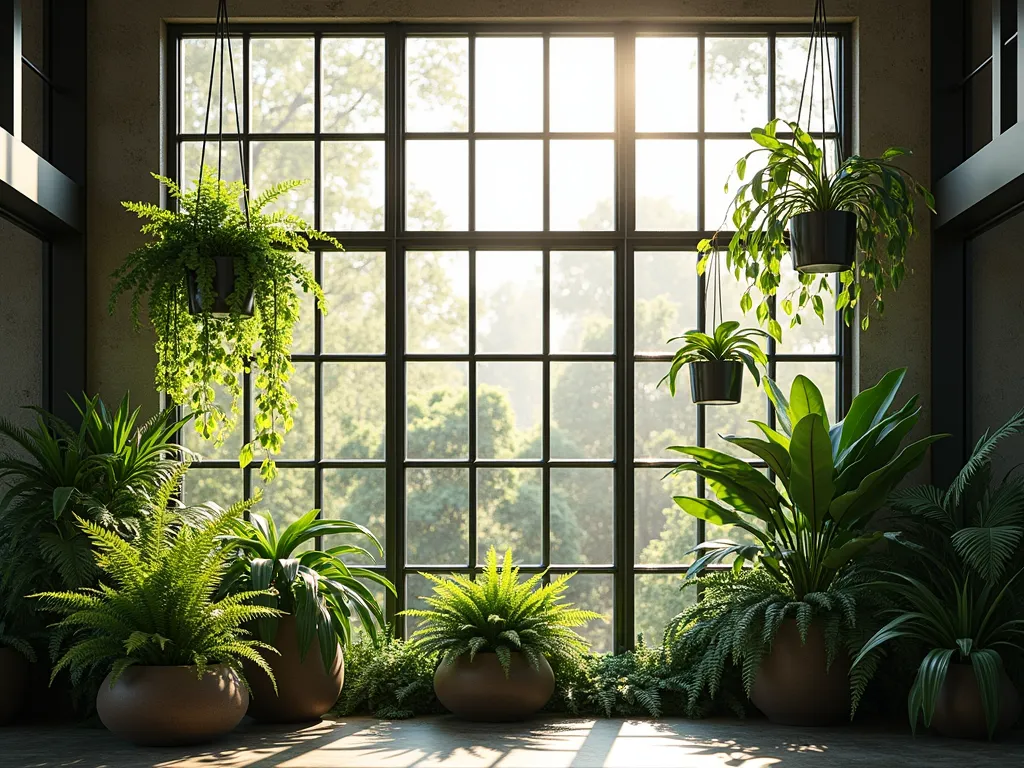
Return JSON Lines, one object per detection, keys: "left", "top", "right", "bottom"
{"left": 776, "top": 267, "right": 838, "bottom": 354}
{"left": 477, "top": 468, "right": 543, "bottom": 565}
{"left": 551, "top": 251, "right": 615, "bottom": 355}
{"left": 475, "top": 37, "right": 543, "bottom": 131}
{"left": 323, "top": 468, "right": 386, "bottom": 565}
{"left": 635, "top": 574, "right": 695, "bottom": 646}
{"left": 406, "top": 573, "right": 453, "bottom": 635}
{"left": 561, "top": 574, "right": 613, "bottom": 654}
{"left": 550, "top": 37, "right": 615, "bottom": 132}
{"left": 634, "top": 251, "right": 697, "bottom": 354}
{"left": 406, "top": 37, "right": 469, "bottom": 132}
{"left": 475, "top": 140, "right": 543, "bottom": 231}
{"left": 407, "top": 362, "right": 468, "bottom": 459}
{"left": 775, "top": 36, "right": 839, "bottom": 133}
{"left": 323, "top": 251, "right": 386, "bottom": 354}
{"left": 704, "top": 139, "right": 768, "bottom": 231}
{"left": 775, "top": 362, "right": 838, "bottom": 424}
{"left": 181, "top": 141, "right": 242, "bottom": 186}
{"left": 181, "top": 37, "right": 242, "bottom": 134}
{"left": 477, "top": 362, "right": 542, "bottom": 460}
{"left": 266, "top": 362, "right": 315, "bottom": 460}
{"left": 551, "top": 469, "right": 614, "bottom": 565}
{"left": 256, "top": 469, "right": 315, "bottom": 531}
{"left": 291, "top": 252, "right": 316, "bottom": 356}
{"left": 251, "top": 141, "right": 315, "bottom": 219}
{"left": 406, "top": 468, "right": 469, "bottom": 566}
{"left": 406, "top": 140, "right": 469, "bottom": 231}
{"left": 635, "top": 37, "right": 698, "bottom": 132}
{"left": 705, "top": 37, "right": 768, "bottom": 132}
{"left": 476, "top": 251, "right": 543, "bottom": 354}
{"left": 705, "top": 387, "right": 768, "bottom": 456}
{"left": 406, "top": 251, "right": 469, "bottom": 353}
{"left": 635, "top": 139, "right": 698, "bottom": 231}
{"left": 183, "top": 468, "right": 242, "bottom": 507}
{"left": 550, "top": 140, "right": 614, "bottom": 231}
{"left": 321, "top": 37, "right": 385, "bottom": 133}
{"left": 250, "top": 38, "right": 315, "bottom": 133}
{"left": 322, "top": 141, "right": 385, "bottom": 231}
{"left": 635, "top": 361, "right": 696, "bottom": 459}
{"left": 634, "top": 468, "right": 698, "bottom": 565}
{"left": 551, "top": 362, "right": 614, "bottom": 459}
{"left": 324, "top": 363, "right": 386, "bottom": 459}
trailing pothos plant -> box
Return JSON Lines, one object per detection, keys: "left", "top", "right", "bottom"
{"left": 110, "top": 170, "right": 341, "bottom": 481}
{"left": 659, "top": 321, "right": 769, "bottom": 395}
{"left": 698, "top": 120, "right": 935, "bottom": 339}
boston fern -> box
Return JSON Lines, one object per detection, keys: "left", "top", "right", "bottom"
{"left": 699, "top": 120, "right": 934, "bottom": 338}
{"left": 335, "top": 631, "right": 443, "bottom": 720}
{"left": 110, "top": 171, "right": 341, "bottom": 481}
{"left": 405, "top": 547, "right": 603, "bottom": 675}
{"left": 660, "top": 321, "right": 769, "bottom": 395}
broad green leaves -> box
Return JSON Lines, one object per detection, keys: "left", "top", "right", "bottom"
{"left": 789, "top": 414, "right": 835, "bottom": 531}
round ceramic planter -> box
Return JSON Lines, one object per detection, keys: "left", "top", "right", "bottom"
{"left": 186, "top": 255, "right": 256, "bottom": 317}
{"left": 96, "top": 664, "right": 248, "bottom": 746}
{"left": 930, "top": 662, "right": 1021, "bottom": 740}
{"left": 245, "top": 615, "right": 345, "bottom": 724}
{"left": 749, "top": 619, "right": 850, "bottom": 726}
{"left": 434, "top": 651, "right": 555, "bottom": 722}
{"left": 0, "top": 647, "right": 29, "bottom": 725}
{"left": 789, "top": 210, "right": 857, "bottom": 274}
{"left": 689, "top": 360, "right": 744, "bottom": 405}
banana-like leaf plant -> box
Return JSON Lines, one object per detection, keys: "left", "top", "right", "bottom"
{"left": 660, "top": 321, "right": 769, "bottom": 395}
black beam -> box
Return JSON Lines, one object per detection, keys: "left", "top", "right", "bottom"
{"left": 48, "top": 0, "right": 85, "bottom": 185}
{"left": 0, "top": 0, "right": 21, "bottom": 139}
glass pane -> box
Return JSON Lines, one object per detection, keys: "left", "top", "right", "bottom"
{"left": 634, "top": 574, "right": 695, "bottom": 646}
{"left": 775, "top": 362, "right": 838, "bottom": 425}
{"left": 406, "top": 251, "right": 469, "bottom": 353}
{"left": 181, "top": 141, "right": 242, "bottom": 187}
{"left": 256, "top": 469, "right": 315, "bottom": 531}
{"left": 551, "top": 468, "right": 614, "bottom": 565}
{"left": 776, "top": 267, "right": 838, "bottom": 354}
{"left": 635, "top": 139, "right": 698, "bottom": 231}
{"left": 704, "top": 139, "right": 769, "bottom": 232}
{"left": 323, "top": 468, "right": 386, "bottom": 565}
{"left": 549, "top": 37, "right": 615, "bottom": 132}
{"left": 322, "top": 141, "right": 385, "bottom": 231}
{"left": 406, "top": 140, "right": 469, "bottom": 231}
{"left": 550, "top": 140, "right": 614, "bottom": 231}
{"left": 775, "top": 36, "right": 840, "bottom": 133}
{"left": 477, "top": 468, "right": 543, "bottom": 565}
{"left": 551, "top": 251, "right": 615, "bottom": 355}
{"left": 291, "top": 252, "right": 315, "bottom": 355}
{"left": 551, "top": 362, "right": 614, "bottom": 460}
{"left": 181, "top": 37, "right": 242, "bottom": 134}
{"left": 634, "top": 361, "right": 696, "bottom": 459}
{"left": 705, "top": 387, "right": 768, "bottom": 455}
{"left": 634, "top": 251, "right": 698, "bottom": 355}
{"left": 635, "top": 37, "right": 698, "bottom": 132}
{"left": 250, "top": 141, "right": 315, "bottom": 219}
{"left": 634, "top": 468, "right": 698, "bottom": 565}
{"left": 475, "top": 140, "right": 543, "bottom": 231}
{"left": 321, "top": 37, "right": 386, "bottom": 133}
{"left": 477, "top": 362, "right": 543, "bottom": 460}
{"left": 267, "top": 362, "right": 315, "bottom": 460}
{"left": 704, "top": 37, "right": 769, "bottom": 132}
{"left": 250, "top": 37, "right": 315, "bottom": 133}
{"left": 324, "top": 363, "right": 386, "bottom": 459}
{"left": 475, "top": 37, "right": 543, "bottom": 131}
{"left": 182, "top": 378, "right": 241, "bottom": 462}
{"left": 323, "top": 251, "right": 386, "bottom": 354}
{"left": 406, "top": 573, "right": 453, "bottom": 635}
{"left": 476, "top": 251, "right": 543, "bottom": 354}
{"left": 407, "top": 362, "right": 469, "bottom": 459}
{"left": 406, "top": 468, "right": 469, "bottom": 566}
{"left": 561, "top": 574, "right": 613, "bottom": 654}
{"left": 406, "top": 37, "right": 469, "bottom": 132}
{"left": 183, "top": 468, "right": 242, "bottom": 507}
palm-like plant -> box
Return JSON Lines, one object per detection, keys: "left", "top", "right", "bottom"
{"left": 405, "top": 547, "right": 603, "bottom": 675}
{"left": 660, "top": 321, "right": 769, "bottom": 395}
{"left": 221, "top": 508, "right": 394, "bottom": 670}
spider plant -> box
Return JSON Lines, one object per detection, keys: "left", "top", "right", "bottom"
{"left": 660, "top": 320, "right": 769, "bottom": 396}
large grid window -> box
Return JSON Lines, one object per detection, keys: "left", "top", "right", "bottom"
{"left": 172, "top": 24, "right": 851, "bottom": 652}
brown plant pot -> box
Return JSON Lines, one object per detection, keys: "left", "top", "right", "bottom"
{"left": 434, "top": 651, "right": 555, "bottom": 722}
{"left": 750, "top": 619, "right": 851, "bottom": 726}
{"left": 930, "top": 662, "right": 1021, "bottom": 740}
{"left": 0, "top": 648, "right": 29, "bottom": 725}
{"left": 96, "top": 664, "right": 248, "bottom": 746}
{"left": 244, "top": 615, "right": 345, "bottom": 723}
{"left": 186, "top": 256, "right": 255, "bottom": 317}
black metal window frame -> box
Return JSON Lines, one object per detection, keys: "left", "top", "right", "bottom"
{"left": 167, "top": 21, "right": 853, "bottom": 652}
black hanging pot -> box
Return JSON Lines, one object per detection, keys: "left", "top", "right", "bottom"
{"left": 689, "top": 360, "right": 743, "bottom": 406}
{"left": 789, "top": 210, "right": 857, "bottom": 274}
{"left": 186, "top": 256, "right": 255, "bottom": 317}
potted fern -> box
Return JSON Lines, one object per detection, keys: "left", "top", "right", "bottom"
{"left": 405, "top": 547, "right": 602, "bottom": 721}
{"left": 0, "top": 619, "right": 35, "bottom": 724}
{"left": 110, "top": 171, "right": 341, "bottom": 482}
{"left": 660, "top": 321, "right": 768, "bottom": 405}
{"left": 32, "top": 478, "right": 280, "bottom": 746}
{"left": 221, "top": 508, "right": 394, "bottom": 723}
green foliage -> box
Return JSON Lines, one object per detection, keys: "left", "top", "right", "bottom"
{"left": 31, "top": 475, "right": 279, "bottom": 689}
{"left": 404, "top": 547, "right": 603, "bottom": 675}
{"left": 699, "top": 120, "right": 935, "bottom": 339}
{"left": 221, "top": 507, "right": 394, "bottom": 669}
{"left": 110, "top": 170, "right": 341, "bottom": 481}
{"left": 660, "top": 321, "right": 769, "bottom": 395}
{"left": 0, "top": 619, "right": 36, "bottom": 662}
{"left": 334, "top": 630, "right": 442, "bottom": 719}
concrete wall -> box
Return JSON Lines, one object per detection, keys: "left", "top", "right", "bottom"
{"left": 87, "top": 0, "right": 933, "bottom": 450}
{"left": 0, "top": 219, "right": 43, "bottom": 429}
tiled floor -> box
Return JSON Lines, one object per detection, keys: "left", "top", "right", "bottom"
{"left": 2, "top": 716, "right": 1023, "bottom": 768}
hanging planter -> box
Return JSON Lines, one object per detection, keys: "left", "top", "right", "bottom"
{"left": 185, "top": 255, "right": 255, "bottom": 316}
{"left": 661, "top": 321, "right": 768, "bottom": 407}
{"left": 788, "top": 209, "right": 856, "bottom": 274}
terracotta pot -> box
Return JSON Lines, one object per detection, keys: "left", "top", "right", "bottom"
{"left": 186, "top": 256, "right": 255, "bottom": 317}
{"left": 690, "top": 360, "right": 744, "bottom": 405}
{"left": 96, "top": 664, "right": 248, "bottom": 746}
{"left": 434, "top": 651, "right": 554, "bottom": 722}
{"left": 0, "top": 647, "right": 29, "bottom": 725}
{"left": 930, "top": 662, "right": 1021, "bottom": 740}
{"left": 245, "top": 615, "right": 344, "bottom": 723}
{"left": 750, "top": 619, "right": 851, "bottom": 726}
{"left": 789, "top": 210, "right": 857, "bottom": 274}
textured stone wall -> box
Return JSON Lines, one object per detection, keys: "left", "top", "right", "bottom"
{"left": 0, "top": 219, "right": 43, "bottom": 428}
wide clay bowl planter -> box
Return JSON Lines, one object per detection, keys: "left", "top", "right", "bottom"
{"left": 690, "top": 360, "right": 743, "bottom": 405}
{"left": 434, "top": 651, "right": 555, "bottom": 722}
{"left": 0, "top": 647, "right": 29, "bottom": 724}
{"left": 96, "top": 664, "right": 248, "bottom": 746}
{"left": 931, "top": 662, "right": 1021, "bottom": 739}
{"left": 789, "top": 210, "right": 857, "bottom": 274}
{"left": 750, "top": 619, "right": 850, "bottom": 726}
{"left": 245, "top": 615, "right": 344, "bottom": 723}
